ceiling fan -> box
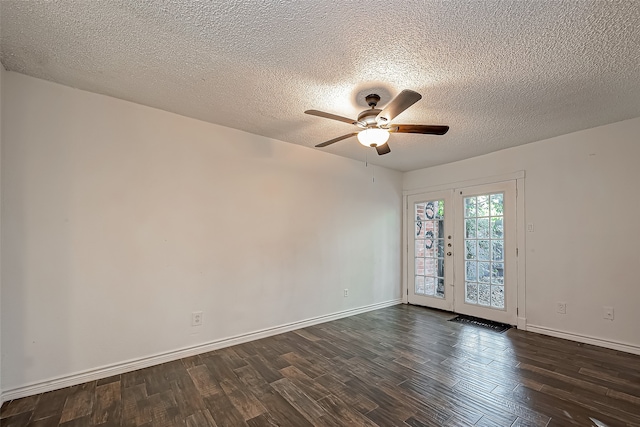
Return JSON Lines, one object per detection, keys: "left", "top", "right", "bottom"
{"left": 305, "top": 89, "right": 449, "bottom": 156}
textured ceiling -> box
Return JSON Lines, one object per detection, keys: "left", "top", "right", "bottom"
{"left": 1, "top": 1, "right": 640, "bottom": 171}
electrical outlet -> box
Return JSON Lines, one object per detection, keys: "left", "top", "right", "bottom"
{"left": 527, "top": 223, "right": 535, "bottom": 232}
{"left": 603, "top": 306, "right": 614, "bottom": 321}
{"left": 344, "top": 289, "right": 349, "bottom": 297}
{"left": 556, "top": 302, "right": 566, "bottom": 314}
{"left": 192, "top": 311, "right": 203, "bottom": 326}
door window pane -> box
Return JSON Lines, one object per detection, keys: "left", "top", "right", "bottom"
{"left": 437, "top": 258, "right": 445, "bottom": 277}
{"left": 425, "top": 258, "right": 436, "bottom": 276}
{"left": 490, "top": 194, "right": 503, "bottom": 216}
{"left": 465, "top": 240, "right": 476, "bottom": 260}
{"left": 491, "top": 285, "right": 505, "bottom": 308}
{"left": 477, "top": 218, "right": 490, "bottom": 238}
{"left": 465, "top": 219, "right": 476, "bottom": 238}
{"left": 477, "top": 240, "right": 490, "bottom": 260}
{"left": 433, "top": 201, "right": 444, "bottom": 219}
{"left": 465, "top": 261, "right": 477, "bottom": 281}
{"left": 491, "top": 263, "right": 504, "bottom": 285}
{"left": 424, "top": 276, "right": 435, "bottom": 296}
{"left": 424, "top": 235, "right": 437, "bottom": 258}
{"left": 491, "top": 217, "right": 503, "bottom": 239}
{"left": 477, "top": 195, "right": 490, "bottom": 216}
{"left": 464, "top": 197, "right": 476, "bottom": 218}
{"left": 491, "top": 241, "right": 504, "bottom": 262}
{"left": 478, "top": 284, "right": 491, "bottom": 306}
{"left": 437, "top": 239, "right": 445, "bottom": 258}
{"left": 436, "top": 278, "right": 445, "bottom": 298}
{"left": 415, "top": 203, "right": 427, "bottom": 221}
{"left": 478, "top": 262, "right": 491, "bottom": 283}
{"left": 465, "top": 282, "right": 478, "bottom": 303}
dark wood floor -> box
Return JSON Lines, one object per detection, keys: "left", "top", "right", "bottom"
{"left": 2, "top": 305, "right": 640, "bottom": 426}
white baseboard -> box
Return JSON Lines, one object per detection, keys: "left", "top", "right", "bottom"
{"left": 517, "top": 317, "right": 527, "bottom": 330}
{"left": 1, "top": 299, "right": 402, "bottom": 403}
{"left": 526, "top": 324, "right": 640, "bottom": 356}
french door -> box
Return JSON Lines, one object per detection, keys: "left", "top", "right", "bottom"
{"left": 454, "top": 181, "right": 517, "bottom": 325}
{"left": 407, "top": 190, "right": 454, "bottom": 311}
{"left": 408, "top": 181, "right": 517, "bottom": 325}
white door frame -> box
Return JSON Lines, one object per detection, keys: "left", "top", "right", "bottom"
{"left": 402, "top": 171, "right": 527, "bottom": 329}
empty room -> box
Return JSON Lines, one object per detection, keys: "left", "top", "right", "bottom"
{"left": 1, "top": 1, "right": 639, "bottom": 426}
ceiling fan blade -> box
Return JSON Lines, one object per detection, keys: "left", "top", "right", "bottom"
{"left": 376, "top": 89, "right": 422, "bottom": 124}
{"left": 305, "top": 110, "right": 358, "bottom": 125}
{"left": 375, "top": 143, "right": 391, "bottom": 155}
{"left": 315, "top": 133, "right": 358, "bottom": 148}
{"left": 390, "top": 124, "right": 449, "bottom": 135}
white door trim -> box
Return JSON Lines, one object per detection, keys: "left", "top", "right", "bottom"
{"left": 516, "top": 177, "right": 527, "bottom": 329}
{"left": 403, "top": 171, "right": 525, "bottom": 197}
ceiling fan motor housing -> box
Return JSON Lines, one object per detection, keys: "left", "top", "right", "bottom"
{"left": 357, "top": 108, "right": 383, "bottom": 128}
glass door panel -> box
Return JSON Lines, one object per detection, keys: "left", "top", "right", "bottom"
{"left": 454, "top": 181, "right": 517, "bottom": 325}
{"left": 408, "top": 190, "right": 453, "bottom": 311}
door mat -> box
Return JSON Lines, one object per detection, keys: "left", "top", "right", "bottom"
{"left": 448, "top": 314, "right": 511, "bottom": 333}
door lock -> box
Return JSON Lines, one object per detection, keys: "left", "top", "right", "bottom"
{"left": 447, "top": 252, "right": 452, "bottom": 256}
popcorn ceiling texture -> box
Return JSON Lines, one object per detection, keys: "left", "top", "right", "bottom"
{"left": 1, "top": 1, "right": 639, "bottom": 171}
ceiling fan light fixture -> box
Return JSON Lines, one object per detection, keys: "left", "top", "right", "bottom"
{"left": 357, "top": 128, "right": 389, "bottom": 147}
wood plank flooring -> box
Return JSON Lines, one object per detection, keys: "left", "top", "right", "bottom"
{"left": 2, "top": 304, "right": 640, "bottom": 426}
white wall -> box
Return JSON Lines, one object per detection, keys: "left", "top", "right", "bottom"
{"left": 404, "top": 117, "right": 640, "bottom": 350}
{"left": 1, "top": 72, "right": 403, "bottom": 392}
